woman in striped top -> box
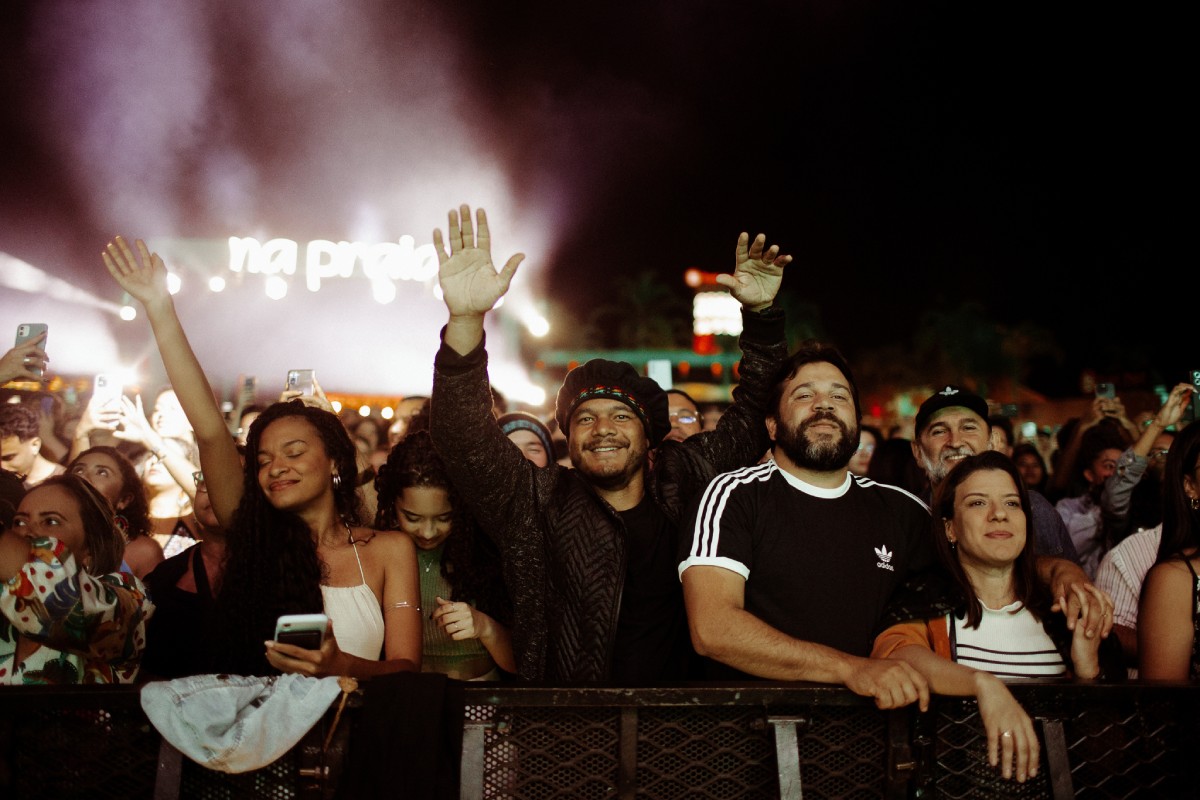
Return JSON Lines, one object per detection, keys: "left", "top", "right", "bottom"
{"left": 872, "top": 451, "right": 1117, "bottom": 785}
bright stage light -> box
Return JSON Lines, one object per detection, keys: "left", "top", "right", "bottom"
{"left": 167, "top": 273, "right": 182, "bottom": 295}
{"left": 523, "top": 311, "right": 550, "bottom": 338}
{"left": 119, "top": 305, "right": 137, "bottom": 321}
{"left": 209, "top": 276, "right": 226, "bottom": 292}
{"left": 358, "top": 405, "right": 371, "bottom": 416}
{"left": 331, "top": 400, "right": 343, "bottom": 413}
{"left": 265, "top": 276, "right": 288, "bottom": 300}
{"left": 380, "top": 406, "right": 394, "bottom": 420}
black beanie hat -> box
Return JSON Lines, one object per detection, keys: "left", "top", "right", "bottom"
{"left": 498, "top": 411, "right": 555, "bottom": 457}
{"left": 554, "top": 359, "right": 671, "bottom": 447}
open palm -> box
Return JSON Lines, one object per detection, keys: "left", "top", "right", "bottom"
{"left": 716, "top": 232, "right": 792, "bottom": 311}
{"left": 102, "top": 235, "right": 170, "bottom": 308}
{"left": 435, "top": 205, "right": 524, "bottom": 317}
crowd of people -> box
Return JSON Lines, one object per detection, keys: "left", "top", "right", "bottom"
{"left": 1, "top": 205, "right": 1197, "bottom": 788}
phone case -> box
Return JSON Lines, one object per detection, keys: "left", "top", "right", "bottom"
{"left": 15, "top": 323, "right": 48, "bottom": 378}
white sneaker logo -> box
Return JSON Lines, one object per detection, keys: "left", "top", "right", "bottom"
{"left": 875, "top": 544, "right": 894, "bottom": 572}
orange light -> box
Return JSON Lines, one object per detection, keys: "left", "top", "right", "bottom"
{"left": 678, "top": 361, "right": 690, "bottom": 377}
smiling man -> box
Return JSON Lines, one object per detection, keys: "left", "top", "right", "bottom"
{"left": 680, "top": 344, "right": 937, "bottom": 709}
{"left": 428, "top": 204, "right": 790, "bottom": 683}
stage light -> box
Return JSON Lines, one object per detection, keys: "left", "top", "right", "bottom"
{"left": 167, "top": 273, "right": 182, "bottom": 295}
{"left": 119, "top": 305, "right": 137, "bottom": 321}
{"left": 523, "top": 310, "right": 550, "bottom": 338}
{"left": 358, "top": 404, "right": 371, "bottom": 416}
{"left": 209, "top": 276, "right": 226, "bottom": 292}
{"left": 265, "top": 276, "right": 288, "bottom": 300}
{"left": 380, "top": 406, "right": 394, "bottom": 420}
{"left": 331, "top": 400, "right": 343, "bottom": 413}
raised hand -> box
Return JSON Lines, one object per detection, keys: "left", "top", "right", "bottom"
{"left": 434, "top": 205, "right": 524, "bottom": 319}
{"left": 102, "top": 236, "right": 171, "bottom": 309}
{"left": 0, "top": 332, "right": 47, "bottom": 384}
{"left": 715, "top": 232, "right": 792, "bottom": 312}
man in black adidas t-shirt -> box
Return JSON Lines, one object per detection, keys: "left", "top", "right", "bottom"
{"left": 680, "top": 343, "right": 935, "bottom": 709}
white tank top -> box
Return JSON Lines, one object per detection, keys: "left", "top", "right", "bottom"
{"left": 321, "top": 543, "right": 385, "bottom": 661}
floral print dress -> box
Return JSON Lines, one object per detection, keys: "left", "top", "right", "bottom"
{"left": 1, "top": 536, "right": 154, "bottom": 684}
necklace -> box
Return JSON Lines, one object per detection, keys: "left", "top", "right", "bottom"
{"left": 418, "top": 549, "right": 438, "bottom": 574}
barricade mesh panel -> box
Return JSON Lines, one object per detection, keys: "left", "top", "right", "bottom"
{"left": 6, "top": 705, "right": 159, "bottom": 800}
{"left": 179, "top": 750, "right": 298, "bottom": 800}
{"left": 930, "top": 691, "right": 1193, "bottom": 799}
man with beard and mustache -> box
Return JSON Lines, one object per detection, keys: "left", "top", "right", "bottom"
{"left": 428, "top": 204, "right": 791, "bottom": 683}
{"left": 679, "top": 344, "right": 937, "bottom": 708}
{"left": 911, "top": 386, "right": 1079, "bottom": 564}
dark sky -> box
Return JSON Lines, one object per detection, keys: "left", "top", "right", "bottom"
{"left": 0, "top": 2, "right": 1188, "bottom": 401}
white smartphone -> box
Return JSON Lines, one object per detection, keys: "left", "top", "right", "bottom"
{"left": 285, "top": 369, "right": 316, "bottom": 397}
{"left": 274, "top": 613, "right": 328, "bottom": 649}
{"left": 15, "top": 323, "right": 48, "bottom": 379}
{"left": 92, "top": 373, "right": 124, "bottom": 409}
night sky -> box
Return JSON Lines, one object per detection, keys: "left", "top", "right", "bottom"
{"left": 0, "top": 2, "right": 1188, "bottom": 402}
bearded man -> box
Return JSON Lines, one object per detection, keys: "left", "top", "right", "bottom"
{"left": 679, "top": 349, "right": 1110, "bottom": 710}
{"left": 679, "top": 344, "right": 936, "bottom": 708}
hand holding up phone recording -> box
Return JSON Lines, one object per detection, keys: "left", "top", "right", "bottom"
{"left": 1152, "top": 383, "right": 1195, "bottom": 430}
{"left": 265, "top": 619, "right": 350, "bottom": 678}
{"left": 0, "top": 332, "right": 48, "bottom": 384}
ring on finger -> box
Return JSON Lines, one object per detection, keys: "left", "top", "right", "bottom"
{"left": 1001, "top": 730, "right": 1013, "bottom": 738}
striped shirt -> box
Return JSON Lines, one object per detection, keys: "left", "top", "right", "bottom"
{"left": 953, "top": 601, "right": 1066, "bottom": 678}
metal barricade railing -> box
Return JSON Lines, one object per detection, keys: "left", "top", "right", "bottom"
{"left": 1, "top": 681, "right": 1196, "bottom": 799}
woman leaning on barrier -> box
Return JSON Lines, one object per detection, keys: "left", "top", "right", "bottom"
{"left": 0, "top": 474, "right": 154, "bottom": 684}
{"left": 871, "top": 451, "right": 1122, "bottom": 785}
{"left": 1138, "top": 417, "right": 1200, "bottom": 680}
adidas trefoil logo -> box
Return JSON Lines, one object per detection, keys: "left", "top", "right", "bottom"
{"left": 938, "top": 386, "right": 959, "bottom": 397}
{"left": 875, "top": 544, "right": 894, "bottom": 572}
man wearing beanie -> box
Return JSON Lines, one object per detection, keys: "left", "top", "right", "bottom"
{"left": 429, "top": 204, "right": 790, "bottom": 683}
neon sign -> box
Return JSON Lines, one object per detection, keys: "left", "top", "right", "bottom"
{"left": 227, "top": 235, "right": 439, "bottom": 293}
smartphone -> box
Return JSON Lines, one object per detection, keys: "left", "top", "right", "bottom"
{"left": 1095, "top": 382, "right": 1115, "bottom": 399}
{"left": 242, "top": 374, "right": 258, "bottom": 399}
{"left": 286, "top": 369, "right": 316, "bottom": 397}
{"left": 274, "top": 613, "right": 328, "bottom": 649}
{"left": 15, "top": 323, "right": 48, "bottom": 379}
{"left": 92, "top": 373, "right": 124, "bottom": 409}
{"left": 1020, "top": 421, "right": 1038, "bottom": 441}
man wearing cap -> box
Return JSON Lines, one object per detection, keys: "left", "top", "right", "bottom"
{"left": 680, "top": 359, "right": 1112, "bottom": 707}
{"left": 911, "top": 386, "right": 1080, "bottom": 563}
{"left": 428, "top": 204, "right": 790, "bottom": 683}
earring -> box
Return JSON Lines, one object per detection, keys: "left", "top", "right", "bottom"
{"left": 332, "top": 473, "right": 342, "bottom": 488}
{"left": 948, "top": 538, "right": 957, "bottom": 551}
{"left": 1191, "top": 497, "right": 1199, "bottom": 511}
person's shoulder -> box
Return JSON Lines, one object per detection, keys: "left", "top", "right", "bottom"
{"left": 354, "top": 527, "right": 416, "bottom": 557}
{"left": 851, "top": 474, "right": 930, "bottom": 513}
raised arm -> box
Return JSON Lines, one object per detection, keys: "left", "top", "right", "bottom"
{"left": 102, "top": 237, "right": 243, "bottom": 526}
{"left": 434, "top": 205, "right": 524, "bottom": 356}
{"left": 716, "top": 231, "right": 792, "bottom": 312}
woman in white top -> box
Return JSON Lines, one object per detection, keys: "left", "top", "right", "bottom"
{"left": 873, "top": 451, "right": 1115, "bottom": 786}
{"left": 104, "top": 236, "right": 421, "bottom": 678}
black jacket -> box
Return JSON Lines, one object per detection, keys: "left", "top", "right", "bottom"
{"left": 430, "top": 308, "right": 787, "bottom": 681}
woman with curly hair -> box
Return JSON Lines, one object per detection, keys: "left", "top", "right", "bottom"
{"left": 68, "top": 445, "right": 164, "bottom": 579}
{"left": 104, "top": 235, "right": 421, "bottom": 678}
{"left": 376, "top": 429, "right": 514, "bottom": 679}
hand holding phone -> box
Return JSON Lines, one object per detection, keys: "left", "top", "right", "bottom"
{"left": 274, "top": 613, "right": 329, "bottom": 650}
{"left": 7, "top": 323, "right": 49, "bottom": 382}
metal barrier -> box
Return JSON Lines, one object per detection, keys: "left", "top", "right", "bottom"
{"left": 1, "top": 681, "right": 1196, "bottom": 799}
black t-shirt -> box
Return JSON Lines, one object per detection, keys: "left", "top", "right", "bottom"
{"left": 141, "top": 545, "right": 214, "bottom": 679}
{"left": 679, "top": 463, "right": 935, "bottom": 679}
{"left": 611, "top": 495, "right": 695, "bottom": 684}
